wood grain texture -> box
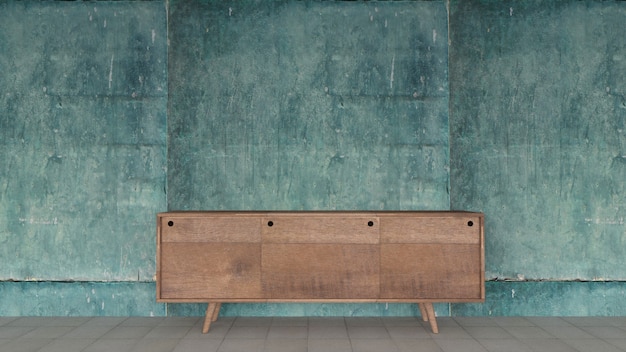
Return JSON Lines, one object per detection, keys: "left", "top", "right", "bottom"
{"left": 157, "top": 211, "right": 484, "bottom": 303}
{"left": 159, "top": 243, "right": 261, "bottom": 300}
{"left": 262, "top": 216, "right": 379, "bottom": 244}
{"left": 380, "top": 216, "right": 481, "bottom": 244}
{"left": 262, "top": 244, "right": 380, "bottom": 299}
{"left": 380, "top": 244, "right": 482, "bottom": 300}
{"left": 202, "top": 303, "right": 218, "bottom": 333}
{"left": 160, "top": 216, "right": 260, "bottom": 243}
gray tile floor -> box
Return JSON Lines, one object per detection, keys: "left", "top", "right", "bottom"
{"left": 1, "top": 316, "right": 625, "bottom": 352}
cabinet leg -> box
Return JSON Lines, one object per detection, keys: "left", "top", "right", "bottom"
{"left": 202, "top": 302, "right": 218, "bottom": 334}
{"left": 423, "top": 303, "right": 439, "bottom": 334}
{"left": 418, "top": 303, "right": 428, "bottom": 322}
{"left": 211, "top": 303, "right": 222, "bottom": 322}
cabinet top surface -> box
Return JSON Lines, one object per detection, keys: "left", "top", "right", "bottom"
{"left": 158, "top": 210, "right": 483, "bottom": 217}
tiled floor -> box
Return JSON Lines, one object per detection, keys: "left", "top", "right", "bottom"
{"left": 1, "top": 316, "right": 625, "bottom": 352}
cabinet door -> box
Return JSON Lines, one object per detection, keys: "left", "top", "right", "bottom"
{"left": 160, "top": 243, "right": 262, "bottom": 300}
{"left": 380, "top": 243, "right": 482, "bottom": 299}
{"left": 261, "top": 215, "right": 380, "bottom": 299}
{"left": 379, "top": 215, "right": 483, "bottom": 300}
{"left": 158, "top": 215, "right": 262, "bottom": 300}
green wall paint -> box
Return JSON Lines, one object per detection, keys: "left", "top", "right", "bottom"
{"left": 1, "top": 0, "right": 625, "bottom": 317}
{"left": 449, "top": 1, "right": 626, "bottom": 281}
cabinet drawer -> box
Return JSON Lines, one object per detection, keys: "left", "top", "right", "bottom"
{"left": 262, "top": 216, "right": 379, "bottom": 244}
{"left": 380, "top": 216, "right": 481, "bottom": 244}
{"left": 160, "top": 216, "right": 260, "bottom": 243}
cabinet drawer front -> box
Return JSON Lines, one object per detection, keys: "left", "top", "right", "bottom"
{"left": 262, "top": 244, "right": 380, "bottom": 299}
{"left": 262, "top": 216, "right": 379, "bottom": 244}
{"left": 160, "top": 216, "right": 261, "bottom": 243}
{"left": 380, "top": 216, "right": 481, "bottom": 244}
{"left": 160, "top": 243, "right": 262, "bottom": 300}
{"left": 380, "top": 244, "right": 483, "bottom": 300}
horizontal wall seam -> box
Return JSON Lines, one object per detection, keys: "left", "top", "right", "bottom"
{"left": 487, "top": 278, "right": 626, "bottom": 283}
{"left": 0, "top": 280, "right": 155, "bottom": 283}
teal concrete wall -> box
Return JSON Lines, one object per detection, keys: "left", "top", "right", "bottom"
{"left": 449, "top": 1, "right": 626, "bottom": 282}
{"left": 167, "top": 0, "right": 450, "bottom": 211}
{"left": 1, "top": 0, "right": 625, "bottom": 317}
{"left": 0, "top": 1, "right": 167, "bottom": 314}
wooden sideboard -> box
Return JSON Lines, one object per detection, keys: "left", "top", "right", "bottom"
{"left": 156, "top": 211, "right": 485, "bottom": 333}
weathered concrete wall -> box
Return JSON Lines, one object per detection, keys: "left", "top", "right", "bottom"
{"left": 0, "top": 2, "right": 167, "bottom": 285}
{"left": 449, "top": 0, "right": 626, "bottom": 282}
{"left": 167, "top": 1, "right": 450, "bottom": 212}
{"left": 1, "top": 0, "right": 625, "bottom": 317}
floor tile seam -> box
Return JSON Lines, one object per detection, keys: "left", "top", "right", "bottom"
{"left": 20, "top": 325, "right": 78, "bottom": 340}
{"left": 0, "top": 318, "right": 19, "bottom": 327}
{"left": 434, "top": 336, "right": 491, "bottom": 352}
{"left": 545, "top": 326, "right": 605, "bottom": 340}
{"left": 491, "top": 317, "right": 536, "bottom": 326}
{"left": 81, "top": 336, "right": 183, "bottom": 352}
{"left": 458, "top": 323, "right": 510, "bottom": 340}
{"left": 0, "top": 325, "right": 38, "bottom": 339}
{"left": 145, "top": 323, "right": 196, "bottom": 338}
{"left": 584, "top": 338, "right": 626, "bottom": 352}
{"left": 161, "top": 317, "right": 202, "bottom": 326}
{"left": 560, "top": 337, "right": 626, "bottom": 352}
{"left": 564, "top": 319, "right": 623, "bottom": 328}
{"left": 382, "top": 323, "right": 421, "bottom": 341}
{"left": 345, "top": 325, "right": 393, "bottom": 340}
{"left": 0, "top": 338, "right": 55, "bottom": 352}
{"left": 605, "top": 339, "right": 626, "bottom": 352}
{"left": 78, "top": 336, "right": 102, "bottom": 352}
{"left": 578, "top": 325, "right": 626, "bottom": 338}
{"left": 498, "top": 323, "right": 558, "bottom": 340}
{"left": 347, "top": 334, "right": 355, "bottom": 352}
{"left": 92, "top": 316, "right": 129, "bottom": 330}
{"left": 453, "top": 317, "right": 498, "bottom": 327}
{"left": 515, "top": 336, "right": 580, "bottom": 342}
{"left": 57, "top": 322, "right": 107, "bottom": 340}
{"left": 215, "top": 318, "right": 236, "bottom": 350}
{"left": 349, "top": 337, "right": 404, "bottom": 352}
{"left": 473, "top": 336, "right": 538, "bottom": 352}
{"left": 526, "top": 317, "right": 577, "bottom": 326}
{"left": 80, "top": 337, "right": 161, "bottom": 352}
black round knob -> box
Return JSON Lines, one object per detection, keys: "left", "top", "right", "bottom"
{"left": 267, "top": 221, "right": 274, "bottom": 227}
{"left": 467, "top": 221, "right": 474, "bottom": 227}
{"left": 167, "top": 221, "right": 174, "bottom": 227}
{"left": 368, "top": 221, "right": 374, "bottom": 227}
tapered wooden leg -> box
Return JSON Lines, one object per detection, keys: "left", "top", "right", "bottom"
{"left": 418, "top": 303, "right": 428, "bottom": 322}
{"left": 423, "top": 303, "right": 439, "bottom": 334}
{"left": 202, "top": 302, "right": 218, "bottom": 334}
{"left": 211, "top": 303, "right": 222, "bottom": 322}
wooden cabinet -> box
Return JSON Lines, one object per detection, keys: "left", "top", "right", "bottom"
{"left": 157, "top": 211, "right": 484, "bottom": 333}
